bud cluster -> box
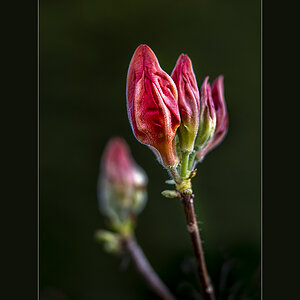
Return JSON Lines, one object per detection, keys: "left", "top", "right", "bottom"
{"left": 126, "top": 44, "right": 228, "bottom": 178}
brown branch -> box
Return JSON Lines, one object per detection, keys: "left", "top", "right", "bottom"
{"left": 180, "top": 191, "right": 215, "bottom": 300}
{"left": 123, "top": 236, "right": 177, "bottom": 300}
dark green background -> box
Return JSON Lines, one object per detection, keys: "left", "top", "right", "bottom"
{"left": 40, "top": 0, "right": 261, "bottom": 299}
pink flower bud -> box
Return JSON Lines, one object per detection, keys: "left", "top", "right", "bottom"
{"left": 98, "top": 137, "right": 147, "bottom": 221}
{"left": 194, "top": 76, "right": 216, "bottom": 151}
{"left": 197, "top": 75, "right": 228, "bottom": 161}
{"left": 171, "top": 54, "right": 200, "bottom": 153}
{"left": 126, "top": 44, "right": 181, "bottom": 167}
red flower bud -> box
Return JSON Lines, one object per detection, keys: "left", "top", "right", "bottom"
{"left": 171, "top": 54, "right": 200, "bottom": 153}
{"left": 194, "top": 76, "right": 216, "bottom": 151}
{"left": 197, "top": 75, "right": 228, "bottom": 161}
{"left": 99, "top": 137, "right": 147, "bottom": 221}
{"left": 102, "top": 137, "right": 145, "bottom": 186}
{"left": 126, "top": 44, "right": 181, "bottom": 167}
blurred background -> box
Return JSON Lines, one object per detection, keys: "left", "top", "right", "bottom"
{"left": 40, "top": 0, "right": 261, "bottom": 299}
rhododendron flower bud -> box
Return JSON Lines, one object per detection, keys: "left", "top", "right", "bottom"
{"left": 126, "top": 44, "right": 181, "bottom": 167}
{"left": 98, "top": 137, "right": 147, "bottom": 224}
{"left": 171, "top": 54, "right": 200, "bottom": 153}
{"left": 197, "top": 75, "right": 228, "bottom": 161}
{"left": 194, "top": 76, "right": 216, "bottom": 151}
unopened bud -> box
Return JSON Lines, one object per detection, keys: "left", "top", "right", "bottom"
{"left": 196, "top": 75, "right": 228, "bottom": 161}
{"left": 126, "top": 44, "right": 181, "bottom": 167}
{"left": 98, "top": 137, "right": 148, "bottom": 226}
{"left": 171, "top": 54, "right": 200, "bottom": 153}
{"left": 194, "top": 77, "right": 216, "bottom": 151}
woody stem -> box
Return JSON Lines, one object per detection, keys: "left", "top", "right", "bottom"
{"left": 179, "top": 191, "right": 215, "bottom": 300}
{"left": 123, "top": 236, "right": 177, "bottom": 300}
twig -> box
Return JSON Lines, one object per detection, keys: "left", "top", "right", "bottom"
{"left": 179, "top": 191, "right": 215, "bottom": 300}
{"left": 123, "top": 236, "right": 177, "bottom": 300}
